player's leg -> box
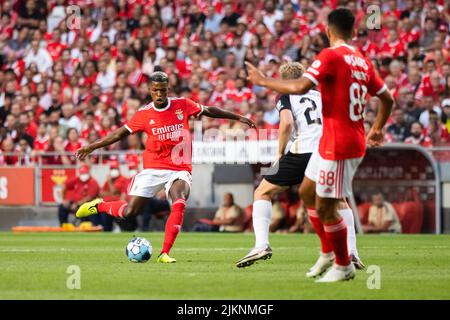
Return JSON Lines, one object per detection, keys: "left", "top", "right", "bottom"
{"left": 76, "top": 195, "right": 148, "bottom": 219}
{"left": 157, "top": 173, "right": 191, "bottom": 263}
{"left": 338, "top": 198, "right": 365, "bottom": 270}
{"left": 299, "top": 150, "right": 337, "bottom": 277}
{"left": 314, "top": 157, "right": 363, "bottom": 282}
{"left": 236, "top": 179, "right": 286, "bottom": 268}
{"left": 300, "top": 177, "right": 335, "bottom": 278}
{"left": 301, "top": 181, "right": 364, "bottom": 270}
{"left": 76, "top": 169, "right": 163, "bottom": 219}
{"left": 253, "top": 179, "right": 286, "bottom": 249}
{"left": 314, "top": 195, "right": 355, "bottom": 282}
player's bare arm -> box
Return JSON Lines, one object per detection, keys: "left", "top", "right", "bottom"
{"left": 278, "top": 109, "right": 294, "bottom": 158}
{"left": 76, "top": 126, "right": 130, "bottom": 161}
{"left": 245, "top": 62, "right": 314, "bottom": 95}
{"left": 366, "top": 90, "right": 394, "bottom": 147}
{"left": 201, "top": 106, "right": 256, "bottom": 128}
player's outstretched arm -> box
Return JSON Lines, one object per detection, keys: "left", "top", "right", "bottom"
{"left": 201, "top": 106, "right": 256, "bottom": 128}
{"left": 366, "top": 90, "right": 394, "bottom": 147}
{"left": 76, "top": 126, "right": 130, "bottom": 161}
{"left": 245, "top": 62, "right": 314, "bottom": 95}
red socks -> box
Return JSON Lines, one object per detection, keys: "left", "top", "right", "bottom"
{"left": 324, "top": 218, "right": 350, "bottom": 266}
{"left": 307, "top": 208, "right": 333, "bottom": 254}
{"left": 162, "top": 198, "right": 186, "bottom": 255}
{"left": 98, "top": 200, "right": 128, "bottom": 218}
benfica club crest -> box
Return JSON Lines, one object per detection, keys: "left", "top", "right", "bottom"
{"left": 175, "top": 109, "right": 184, "bottom": 120}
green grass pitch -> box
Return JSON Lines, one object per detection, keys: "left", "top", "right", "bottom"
{"left": 1, "top": 232, "right": 450, "bottom": 299}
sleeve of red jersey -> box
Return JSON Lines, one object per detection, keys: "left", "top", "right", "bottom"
{"left": 367, "top": 62, "right": 388, "bottom": 96}
{"left": 303, "top": 48, "right": 336, "bottom": 85}
{"left": 185, "top": 98, "right": 204, "bottom": 118}
{"left": 124, "top": 110, "right": 145, "bottom": 134}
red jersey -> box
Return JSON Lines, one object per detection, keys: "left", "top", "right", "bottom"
{"left": 34, "top": 135, "right": 49, "bottom": 151}
{"left": 224, "top": 87, "right": 255, "bottom": 104}
{"left": 64, "top": 177, "right": 100, "bottom": 203}
{"left": 101, "top": 175, "right": 129, "bottom": 202}
{"left": 359, "top": 41, "right": 379, "bottom": 60}
{"left": 404, "top": 135, "right": 433, "bottom": 148}
{"left": 125, "top": 97, "right": 203, "bottom": 171}
{"left": 304, "top": 44, "right": 386, "bottom": 160}
{"left": 379, "top": 40, "right": 406, "bottom": 58}
{"left": 47, "top": 41, "right": 67, "bottom": 61}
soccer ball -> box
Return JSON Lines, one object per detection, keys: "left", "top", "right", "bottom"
{"left": 126, "top": 237, "right": 152, "bottom": 263}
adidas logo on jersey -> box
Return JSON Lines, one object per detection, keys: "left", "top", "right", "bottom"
{"left": 324, "top": 187, "right": 333, "bottom": 194}
{"left": 149, "top": 119, "right": 155, "bottom": 125}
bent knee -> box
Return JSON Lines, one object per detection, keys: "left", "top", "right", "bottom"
{"left": 254, "top": 186, "right": 265, "bottom": 199}
{"left": 254, "top": 184, "right": 272, "bottom": 200}
{"left": 315, "top": 200, "right": 337, "bottom": 220}
{"left": 300, "top": 185, "right": 315, "bottom": 206}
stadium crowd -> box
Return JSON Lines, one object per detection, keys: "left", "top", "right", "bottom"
{"left": 0, "top": 0, "right": 450, "bottom": 167}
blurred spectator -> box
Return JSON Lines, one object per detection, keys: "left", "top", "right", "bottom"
{"left": 192, "top": 192, "right": 244, "bottom": 232}
{"left": 269, "top": 198, "right": 286, "bottom": 232}
{"left": 287, "top": 204, "right": 315, "bottom": 233}
{"left": 425, "top": 110, "right": 449, "bottom": 144}
{"left": 405, "top": 121, "right": 433, "bottom": 147}
{"left": 364, "top": 192, "right": 402, "bottom": 233}
{"left": 100, "top": 160, "right": 129, "bottom": 202}
{"left": 387, "top": 109, "right": 410, "bottom": 142}
{"left": 204, "top": 5, "right": 222, "bottom": 33}
{"left": 59, "top": 103, "right": 81, "bottom": 134}
{"left": 0, "top": 0, "right": 449, "bottom": 159}
{"left": 58, "top": 165, "right": 100, "bottom": 226}
{"left": 16, "top": 137, "right": 33, "bottom": 165}
{"left": 24, "top": 40, "right": 53, "bottom": 73}
{"left": 419, "top": 95, "right": 442, "bottom": 128}
{"left": 440, "top": 99, "right": 450, "bottom": 133}
{"left": 99, "top": 160, "right": 129, "bottom": 231}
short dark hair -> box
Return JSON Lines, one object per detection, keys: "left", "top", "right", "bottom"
{"left": 411, "top": 121, "right": 423, "bottom": 129}
{"left": 327, "top": 8, "right": 355, "bottom": 39}
{"left": 149, "top": 71, "right": 169, "bottom": 83}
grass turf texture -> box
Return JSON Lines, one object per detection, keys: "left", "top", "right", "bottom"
{"left": 1, "top": 232, "right": 450, "bottom": 299}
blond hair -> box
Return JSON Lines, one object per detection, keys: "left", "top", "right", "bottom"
{"left": 279, "top": 62, "right": 305, "bottom": 80}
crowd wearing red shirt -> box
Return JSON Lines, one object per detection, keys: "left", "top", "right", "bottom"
{"left": 1, "top": 0, "right": 450, "bottom": 166}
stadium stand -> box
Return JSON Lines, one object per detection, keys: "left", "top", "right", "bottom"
{"left": 0, "top": 0, "right": 449, "bottom": 233}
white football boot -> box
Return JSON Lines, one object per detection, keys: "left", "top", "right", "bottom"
{"left": 315, "top": 263, "right": 356, "bottom": 283}
{"left": 306, "top": 253, "right": 335, "bottom": 278}
{"left": 236, "top": 246, "right": 272, "bottom": 268}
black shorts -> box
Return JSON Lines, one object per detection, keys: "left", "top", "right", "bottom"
{"left": 263, "top": 152, "right": 312, "bottom": 187}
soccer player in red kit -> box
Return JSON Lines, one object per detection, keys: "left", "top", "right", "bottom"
{"left": 75, "top": 71, "right": 255, "bottom": 263}
{"left": 246, "top": 8, "right": 394, "bottom": 282}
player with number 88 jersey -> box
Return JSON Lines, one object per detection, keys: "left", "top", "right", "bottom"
{"left": 245, "top": 8, "right": 393, "bottom": 282}
{"left": 302, "top": 42, "right": 386, "bottom": 199}
{"left": 303, "top": 43, "right": 386, "bottom": 162}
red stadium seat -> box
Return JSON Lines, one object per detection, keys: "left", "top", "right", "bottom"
{"left": 279, "top": 200, "right": 290, "bottom": 218}
{"left": 422, "top": 200, "right": 436, "bottom": 233}
{"left": 287, "top": 202, "right": 300, "bottom": 228}
{"left": 243, "top": 205, "right": 253, "bottom": 232}
{"left": 357, "top": 202, "right": 371, "bottom": 225}
{"left": 393, "top": 201, "right": 423, "bottom": 234}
